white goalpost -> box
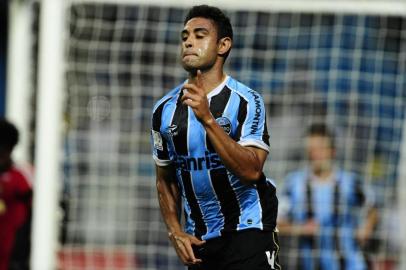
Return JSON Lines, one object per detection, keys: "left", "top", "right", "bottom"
{"left": 31, "top": 0, "right": 66, "bottom": 268}
{"left": 6, "top": 0, "right": 63, "bottom": 269}
{"left": 70, "top": 0, "right": 406, "bottom": 15}
{"left": 6, "top": 0, "right": 33, "bottom": 165}
{"left": 7, "top": 0, "right": 68, "bottom": 269}
{"left": 6, "top": 0, "right": 406, "bottom": 270}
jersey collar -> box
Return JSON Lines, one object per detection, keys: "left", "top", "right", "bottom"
{"left": 183, "top": 75, "right": 229, "bottom": 99}
{"left": 207, "top": 75, "right": 229, "bottom": 99}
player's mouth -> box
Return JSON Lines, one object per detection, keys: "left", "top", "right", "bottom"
{"left": 183, "top": 52, "right": 198, "bottom": 58}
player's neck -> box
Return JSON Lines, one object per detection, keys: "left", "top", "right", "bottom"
{"left": 189, "top": 68, "right": 226, "bottom": 95}
{"left": 312, "top": 167, "right": 334, "bottom": 181}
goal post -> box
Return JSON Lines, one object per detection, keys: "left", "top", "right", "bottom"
{"left": 70, "top": 0, "right": 406, "bottom": 16}
{"left": 6, "top": 0, "right": 34, "bottom": 164}
{"left": 31, "top": 0, "right": 66, "bottom": 269}
{"left": 8, "top": 0, "right": 405, "bottom": 269}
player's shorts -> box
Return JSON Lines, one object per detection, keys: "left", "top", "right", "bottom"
{"left": 189, "top": 228, "right": 281, "bottom": 270}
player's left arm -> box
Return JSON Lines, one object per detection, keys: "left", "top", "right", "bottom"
{"left": 202, "top": 124, "right": 267, "bottom": 183}
{"left": 182, "top": 70, "right": 267, "bottom": 183}
{"left": 357, "top": 206, "right": 378, "bottom": 247}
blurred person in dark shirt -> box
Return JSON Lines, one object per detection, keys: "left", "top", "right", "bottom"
{"left": 0, "top": 119, "right": 32, "bottom": 270}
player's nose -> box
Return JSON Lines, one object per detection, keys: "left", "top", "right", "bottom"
{"left": 184, "top": 40, "right": 193, "bottom": 48}
{"left": 183, "top": 36, "right": 193, "bottom": 48}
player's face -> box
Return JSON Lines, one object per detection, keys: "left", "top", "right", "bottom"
{"left": 180, "top": 17, "right": 220, "bottom": 72}
{"left": 306, "top": 135, "right": 335, "bottom": 174}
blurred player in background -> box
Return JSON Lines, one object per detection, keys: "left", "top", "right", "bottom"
{"left": 0, "top": 119, "right": 32, "bottom": 270}
{"left": 278, "top": 123, "right": 378, "bottom": 270}
{"left": 151, "top": 5, "right": 280, "bottom": 270}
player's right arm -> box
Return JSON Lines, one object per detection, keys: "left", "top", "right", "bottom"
{"left": 155, "top": 164, "right": 205, "bottom": 265}
{"left": 278, "top": 219, "right": 319, "bottom": 236}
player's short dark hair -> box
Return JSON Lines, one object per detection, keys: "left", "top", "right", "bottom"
{"left": 306, "top": 123, "right": 335, "bottom": 149}
{"left": 0, "top": 118, "right": 19, "bottom": 151}
{"left": 184, "top": 5, "right": 233, "bottom": 58}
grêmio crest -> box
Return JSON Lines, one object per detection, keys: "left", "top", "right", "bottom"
{"left": 166, "top": 124, "right": 178, "bottom": 137}
{"left": 216, "top": 117, "right": 231, "bottom": 135}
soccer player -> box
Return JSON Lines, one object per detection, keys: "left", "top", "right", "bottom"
{"left": 150, "top": 5, "right": 280, "bottom": 270}
{"left": 278, "top": 123, "right": 378, "bottom": 270}
{"left": 0, "top": 119, "right": 32, "bottom": 270}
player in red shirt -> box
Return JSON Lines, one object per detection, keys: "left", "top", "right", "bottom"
{"left": 0, "top": 119, "right": 32, "bottom": 270}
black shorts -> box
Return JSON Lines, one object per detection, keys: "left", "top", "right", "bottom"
{"left": 189, "top": 229, "right": 281, "bottom": 270}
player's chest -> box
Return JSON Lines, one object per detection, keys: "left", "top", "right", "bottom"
{"left": 161, "top": 104, "right": 236, "bottom": 145}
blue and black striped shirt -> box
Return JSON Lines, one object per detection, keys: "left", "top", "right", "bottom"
{"left": 280, "top": 169, "right": 370, "bottom": 270}
{"left": 151, "top": 76, "right": 278, "bottom": 240}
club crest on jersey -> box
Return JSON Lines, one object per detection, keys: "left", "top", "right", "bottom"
{"left": 166, "top": 124, "right": 178, "bottom": 137}
{"left": 216, "top": 117, "right": 231, "bottom": 135}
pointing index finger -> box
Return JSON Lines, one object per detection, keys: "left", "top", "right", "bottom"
{"left": 183, "top": 70, "right": 203, "bottom": 95}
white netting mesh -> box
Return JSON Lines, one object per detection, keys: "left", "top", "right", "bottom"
{"left": 56, "top": 2, "right": 405, "bottom": 269}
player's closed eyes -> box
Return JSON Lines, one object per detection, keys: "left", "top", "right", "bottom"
{"left": 181, "top": 34, "right": 206, "bottom": 41}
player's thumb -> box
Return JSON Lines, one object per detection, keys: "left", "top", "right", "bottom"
{"left": 190, "top": 236, "right": 206, "bottom": 246}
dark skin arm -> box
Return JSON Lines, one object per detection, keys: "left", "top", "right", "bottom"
{"left": 182, "top": 70, "right": 268, "bottom": 183}
{"left": 155, "top": 164, "right": 205, "bottom": 265}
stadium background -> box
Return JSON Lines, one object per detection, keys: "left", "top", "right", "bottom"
{"left": 2, "top": 0, "right": 406, "bottom": 269}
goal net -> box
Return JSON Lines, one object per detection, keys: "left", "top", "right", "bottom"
{"left": 28, "top": 1, "right": 406, "bottom": 269}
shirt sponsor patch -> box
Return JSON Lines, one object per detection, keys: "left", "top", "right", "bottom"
{"left": 152, "top": 130, "right": 163, "bottom": 151}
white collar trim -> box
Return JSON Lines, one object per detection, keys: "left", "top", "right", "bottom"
{"left": 207, "top": 75, "right": 229, "bottom": 99}
{"left": 184, "top": 75, "right": 229, "bottom": 99}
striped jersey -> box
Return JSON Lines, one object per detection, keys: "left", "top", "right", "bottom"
{"left": 280, "top": 169, "right": 370, "bottom": 270}
{"left": 151, "top": 76, "right": 278, "bottom": 240}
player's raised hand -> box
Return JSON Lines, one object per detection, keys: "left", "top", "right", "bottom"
{"left": 181, "top": 70, "right": 213, "bottom": 124}
{"left": 169, "top": 231, "right": 205, "bottom": 266}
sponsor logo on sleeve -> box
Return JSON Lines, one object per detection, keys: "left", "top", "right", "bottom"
{"left": 152, "top": 130, "right": 163, "bottom": 151}
{"left": 250, "top": 91, "right": 262, "bottom": 134}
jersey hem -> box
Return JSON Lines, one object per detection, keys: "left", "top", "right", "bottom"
{"left": 200, "top": 224, "right": 277, "bottom": 241}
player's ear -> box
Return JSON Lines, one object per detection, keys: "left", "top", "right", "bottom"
{"left": 217, "top": 37, "right": 232, "bottom": 57}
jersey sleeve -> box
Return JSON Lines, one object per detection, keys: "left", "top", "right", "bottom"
{"left": 237, "top": 91, "right": 270, "bottom": 152}
{"left": 151, "top": 100, "right": 172, "bottom": 167}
